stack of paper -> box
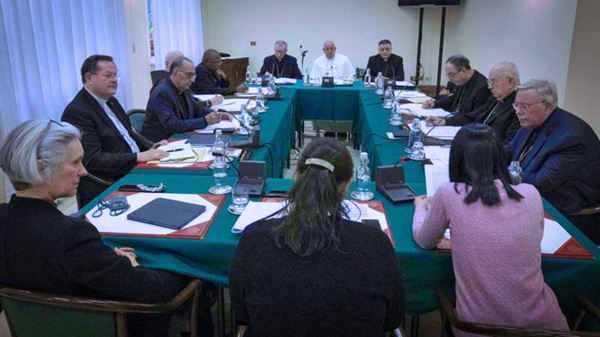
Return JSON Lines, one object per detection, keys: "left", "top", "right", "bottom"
{"left": 195, "top": 117, "right": 241, "bottom": 134}
{"left": 274, "top": 78, "right": 297, "bottom": 84}
{"left": 157, "top": 140, "right": 195, "bottom": 162}
{"left": 231, "top": 200, "right": 389, "bottom": 233}
{"left": 394, "top": 90, "right": 428, "bottom": 99}
{"left": 400, "top": 103, "right": 449, "bottom": 118}
{"left": 396, "top": 81, "right": 416, "bottom": 87}
{"left": 424, "top": 146, "right": 450, "bottom": 166}
{"left": 193, "top": 94, "right": 217, "bottom": 102}
{"left": 236, "top": 87, "right": 268, "bottom": 97}
{"left": 424, "top": 165, "right": 450, "bottom": 197}
{"left": 420, "top": 125, "right": 461, "bottom": 140}
{"left": 212, "top": 99, "right": 250, "bottom": 112}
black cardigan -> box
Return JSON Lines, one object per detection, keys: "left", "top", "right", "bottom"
{"left": 230, "top": 217, "right": 404, "bottom": 337}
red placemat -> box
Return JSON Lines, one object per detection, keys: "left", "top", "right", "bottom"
{"left": 87, "top": 191, "right": 225, "bottom": 239}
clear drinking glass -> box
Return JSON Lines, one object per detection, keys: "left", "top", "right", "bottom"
{"left": 231, "top": 187, "right": 250, "bottom": 212}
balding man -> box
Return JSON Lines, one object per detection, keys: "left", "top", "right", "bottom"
{"left": 191, "top": 49, "right": 245, "bottom": 95}
{"left": 259, "top": 40, "right": 302, "bottom": 79}
{"left": 427, "top": 61, "right": 520, "bottom": 143}
{"left": 150, "top": 51, "right": 184, "bottom": 94}
{"left": 507, "top": 79, "right": 600, "bottom": 243}
{"left": 142, "top": 57, "right": 231, "bottom": 142}
{"left": 309, "top": 40, "right": 354, "bottom": 79}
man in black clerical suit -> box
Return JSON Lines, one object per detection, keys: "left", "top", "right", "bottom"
{"left": 427, "top": 61, "right": 520, "bottom": 143}
{"left": 422, "top": 54, "right": 491, "bottom": 118}
{"left": 191, "top": 49, "right": 246, "bottom": 95}
{"left": 259, "top": 40, "right": 303, "bottom": 79}
{"left": 62, "top": 55, "right": 169, "bottom": 207}
{"left": 506, "top": 79, "right": 600, "bottom": 244}
{"left": 364, "top": 39, "right": 405, "bottom": 81}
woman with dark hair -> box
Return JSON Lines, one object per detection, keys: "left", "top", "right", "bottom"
{"left": 412, "top": 124, "right": 568, "bottom": 335}
{"left": 230, "top": 138, "right": 404, "bottom": 337}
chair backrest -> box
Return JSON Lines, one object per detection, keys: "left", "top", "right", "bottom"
{"left": 127, "top": 109, "right": 146, "bottom": 134}
{"left": 0, "top": 290, "right": 119, "bottom": 337}
{"left": 150, "top": 70, "right": 169, "bottom": 86}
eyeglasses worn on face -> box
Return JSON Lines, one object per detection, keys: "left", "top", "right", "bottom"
{"left": 446, "top": 69, "right": 464, "bottom": 78}
{"left": 512, "top": 101, "right": 546, "bottom": 113}
{"left": 487, "top": 77, "right": 508, "bottom": 87}
{"left": 178, "top": 70, "right": 197, "bottom": 79}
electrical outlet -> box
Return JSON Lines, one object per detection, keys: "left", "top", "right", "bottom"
{"left": 250, "top": 41, "right": 256, "bottom": 46}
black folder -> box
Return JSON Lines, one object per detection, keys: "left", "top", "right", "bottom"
{"left": 127, "top": 198, "right": 206, "bottom": 230}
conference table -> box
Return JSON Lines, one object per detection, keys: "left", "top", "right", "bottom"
{"left": 82, "top": 81, "right": 600, "bottom": 331}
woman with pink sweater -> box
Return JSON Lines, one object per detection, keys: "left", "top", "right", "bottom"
{"left": 412, "top": 124, "right": 568, "bottom": 335}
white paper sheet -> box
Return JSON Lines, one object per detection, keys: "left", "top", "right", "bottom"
{"left": 86, "top": 193, "right": 218, "bottom": 235}
{"left": 396, "top": 81, "right": 416, "bottom": 87}
{"left": 195, "top": 118, "right": 241, "bottom": 134}
{"left": 274, "top": 78, "right": 297, "bottom": 84}
{"left": 193, "top": 94, "right": 216, "bottom": 101}
{"left": 231, "top": 200, "right": 389, "bottom": 233}
{"left": 424, "top": 146, "right": 450, "bottom": 166}
{"left": 400, "top": 103, "right": 449, "bottom": 118}
{"left": 425, "top": 165, "right": 450, "bottom": 197}
{"left": 420, "top": 125, "right": 461, "bottom": 140}
{"left": 541, "top": 218, "right": 572, "bottom": 254}
{"left": 245, "top": 87, "right": 268, "bottom": 95}
{"left": 212, "top": 99, "right": 250, "bottom": 112}
{"left": 394, "top": 90, "right": 428, "bottom": 98}
{"left": 157, "top": 141, "right": 195, "bottom": 162}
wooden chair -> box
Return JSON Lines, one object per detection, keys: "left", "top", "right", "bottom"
{"left": 436, "top": 288, "right": 600, "bottom": 337}
{"left": 0, "top": 279, "right": 202, "bottom": 337}
{"left": 127, "top": 109, "right": 146, "bottom": 134}
{"left": 234, "top": 324, "right": 408, "bottom": 337}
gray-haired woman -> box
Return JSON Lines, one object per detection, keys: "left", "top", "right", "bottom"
{"left": 0, "top": 120, "right": 188, "bottom": 337}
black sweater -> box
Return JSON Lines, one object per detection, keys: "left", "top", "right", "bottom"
{"left": 230, "top": 217, "right": 404, "bottom": 337}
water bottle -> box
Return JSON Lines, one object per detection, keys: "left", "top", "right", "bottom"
{"left": 508, "top": 161, "right": 523, "bottom": 184}
{"left": 383, "top": 86, "right": 393, "bottom": 109}
{"left": 406, "top": 119, "right": 423, "bottom": 154}
{"left": 255, "top": 89, "right": 266, "bottom": 113}
{"left": 209, "top": 130, "right": 232, "bottom": 194}
{"left": 245, "top": 65, "right": 252, "bottom": 85}
{"left": 351, "top": 152, "right": 374, "bottom": 201}
{"left": 239, "top": 103, "right": 253, "bottom": 134}
{"left": 375, "top": 72, "right": 384, "bottom": 95}
{"left": 364, "top": 68, "right": 372, "bottom": 87}
{"left": 267, "top": 76, "right": 277, "bottom": 95}
{"left": 389, "top": 100, "right": 403, "bottom": 126}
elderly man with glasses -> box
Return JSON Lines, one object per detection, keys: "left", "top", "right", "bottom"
{"left": 191, "top": 48, "right": 246, "bottom": 95}
{"left": 506, "top": 79, "right": 600, "bottom": 244}
{"left": 423, "top": 54, "right": 491, "bottom": 118}
{"left": 62, "top": 54, "right": 169, "bottom": 206}
{"left": 142, "top": 57, "right": 232, "bottom": 142}
{"left": 427, "top": 61, "right": 521, "bottom": 143}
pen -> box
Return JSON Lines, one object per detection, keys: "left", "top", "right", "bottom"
{"left": 167, "top": 148, "right": 183, "bottom": 153}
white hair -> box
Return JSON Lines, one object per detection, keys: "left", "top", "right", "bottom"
{"left": 274, "top": 40, "right": 288, "bottom": 49}
{"left": 0, "top": 120, "right": 80, "bottom": 190}
{"left": 492, "top": 61, "right": 520, "bottom": 83}
{"left": 517, "top": 78, "right": 558, "bottom": 109}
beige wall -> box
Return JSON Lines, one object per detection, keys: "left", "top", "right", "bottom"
{"left": 564, "top": 0, "right": 600, "bottom": 135}
{"left": 123, "top": 0, "right": 153, "bottom": 109}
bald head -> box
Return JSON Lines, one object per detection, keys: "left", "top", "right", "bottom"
{"left": 323, "top": 40, "right": 336, "bottom": 59}
{"left": 164, "top": 51, "right": 184, "bottom": 71}
{"left": 488, "top": 61, "right": 520, "bottom": 101}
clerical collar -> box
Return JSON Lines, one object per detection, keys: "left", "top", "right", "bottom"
{"left": 167, "top": 77, "right": 186, "bottom": 95}
{"left": 85, "top": 86, "right": 109, "bottom": 106}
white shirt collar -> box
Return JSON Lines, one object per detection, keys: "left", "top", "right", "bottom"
{"left": 84, "top": 86, "right": 109, "bottom": 107}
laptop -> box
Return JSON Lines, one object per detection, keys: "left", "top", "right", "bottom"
{"left": 127, "top": 198, "right": 206, "bottom": 230}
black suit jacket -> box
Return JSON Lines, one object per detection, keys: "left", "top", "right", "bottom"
{"left": 62, "top": 88, "right": 152, "bottom": 206}
{"left": 259, "top": 55, "right": 303, "bottom": 79}
{"left": 446, "top": 91, "right": 520, "bottom": 143}
{"left": 507, "top": 108, "right": 600, "bottom": 215}
{"left": 190, "top": 62, "right": 235, "bottom": 95}
{"left": 436, "top": 70, "right": 491, "bottom": 115}
{"left": 365, "top": 54, "right": 405, "bottom": 81}
{"left": 142, "top": 78, "right": 211, "bottom": 142}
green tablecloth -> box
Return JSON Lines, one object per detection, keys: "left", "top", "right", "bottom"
{"left": 129, "top": 89, "right": 295, "bottom": 178}
{"left": 86, "top": 82, "right": 600, "bottom": 319}
{"left": 84, "top": 173, "right": 600, "bottom": 317}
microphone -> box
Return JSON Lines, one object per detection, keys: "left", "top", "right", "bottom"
{"left": 423, "top": 119, "right": 446, "bottom": 146}
{"left": 212, "top": 151, "right": 240, "bottom": 175}
{"left": 393, "top": 79, "right": 416, "bottom": 104}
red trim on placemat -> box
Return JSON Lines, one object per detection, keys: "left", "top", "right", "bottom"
{"left": 88, "top": 192, "right": 226, "bottom": 240}
{"left": 542, "top": 213, "right": 594, "bottom": 260}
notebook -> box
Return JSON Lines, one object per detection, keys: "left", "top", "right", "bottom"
{"left": 127, "top": 198, "right": 206, "bottom": 230}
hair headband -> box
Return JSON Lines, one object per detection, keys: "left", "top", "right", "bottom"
{"left": 305, "top": 158, "right": 334, "bottom": 172}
